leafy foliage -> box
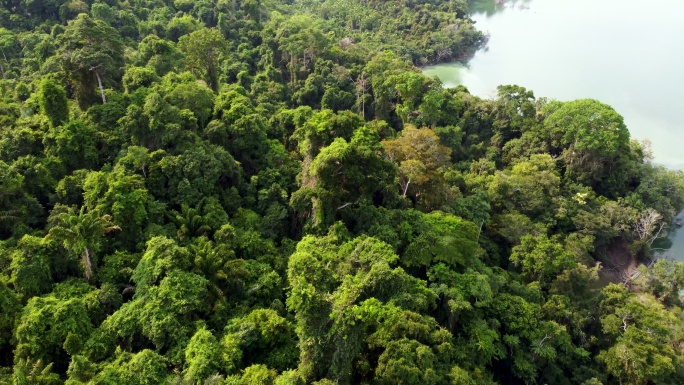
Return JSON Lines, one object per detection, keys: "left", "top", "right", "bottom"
{"left": 0, "top": 0, "right": 683, "bottom": 384}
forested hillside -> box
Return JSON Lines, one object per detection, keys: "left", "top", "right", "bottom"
{"left": 2, "top": 0, "right": 684, "bottom": 384}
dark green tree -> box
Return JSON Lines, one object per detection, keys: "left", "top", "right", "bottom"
{"left": 37, "top": 77, "right": 68, "bottom": 128}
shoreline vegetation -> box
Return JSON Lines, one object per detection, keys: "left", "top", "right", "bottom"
{"left": 2, "top": 0, "right": 684, "bottom": 384}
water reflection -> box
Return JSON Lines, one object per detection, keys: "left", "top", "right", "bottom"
{"left": 469, "top": 0, "right": 533, "bottom": 17}
{"left": 652, "top": 213, "right": 684, "bottom": 261}
{"left": 652, "top": 237, "right": 673, "bottom": 254}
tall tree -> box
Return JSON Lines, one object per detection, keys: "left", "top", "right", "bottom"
{"left": 381, "top": 125, "right": 451, "bottom": 208}
{"left": 57, "top": 13, "right": 124, "bottom": 108}
{"left": 178, "top": 28, "right": 228, "bottom": 92}
{"left": 543, "top": 99, "right": 632, "bottom": 197}
{"left": 273, "top": 14, "right": 328, "bottom": 88}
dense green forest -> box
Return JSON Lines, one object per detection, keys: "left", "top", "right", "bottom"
{"left": 2, "top": 0, "right": 684, "bottom": 384}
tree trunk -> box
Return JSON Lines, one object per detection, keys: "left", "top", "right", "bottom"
{"left": 658, "top": 289, "right": 673, "bottom": 303}
{"left": 95, "top": 71, "right": 106, "bottom": 104}
{"left": 477, "top": 221, "right": 483, "bottom": 242}
{"left": 361, "top": 87, "right": 365, "bottom": 119}
{"left": 401, "top": 178, "right": 411, "bottom": 197}
{"left": 0, "top": 49, "right": 7, "bottom": 79}
{"left": 83, "top": 247, "right": 93, "bottom": 280}
{"left": 290, "top": 55, "right": 296, "bottom": 87}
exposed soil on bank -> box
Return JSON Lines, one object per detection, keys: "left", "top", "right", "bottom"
{"left": 597, "top": 238, "right": 638, "bottom": 285}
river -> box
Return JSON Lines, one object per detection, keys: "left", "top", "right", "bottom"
{"left": 424, "top": 0, "right": 684, "bottom": 168}
{"left": 423, "top": 0, "right": 684, "bottom": 259}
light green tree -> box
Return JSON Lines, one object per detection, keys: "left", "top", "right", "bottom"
{"left": 185, "top": 328, "right": 222, "bottom": 383}
{"left": 178, "top": 28, "right": 228, "bottom": 92}
{"left": 287, "top": 230, "right": 438, "bottom": 383}
{"left": 543, "top": 99, "right": 632, "bottom": 197}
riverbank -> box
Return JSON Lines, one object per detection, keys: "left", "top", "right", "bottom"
{"left": 598, "top": 239, "right": 638, "bottom": 284}
{"left": 599, "top": 212, "right": 684, "bottom": 286}
{"left": 422, "top": 0, "right": 684, "bottom": 170}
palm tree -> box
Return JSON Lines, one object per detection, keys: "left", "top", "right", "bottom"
{"left": 190, "top": 236, "right": 247, "bottom": 304}
{"left": 172, "top": 204, "right": 211, "bottom": 242}
{"left": 13, "top": 357, "right": 60, "bottom": 385}
{"left": 48, "top": 206, "right": 120, "bottom": 280}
